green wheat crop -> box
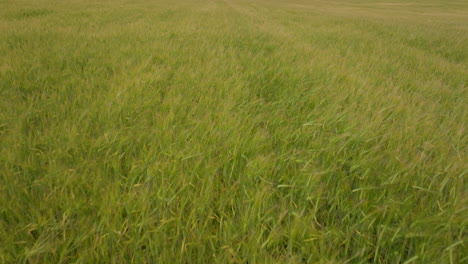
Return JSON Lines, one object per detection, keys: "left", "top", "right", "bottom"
{"left": 0, "top": 0, "right": 467, "bottom": 263}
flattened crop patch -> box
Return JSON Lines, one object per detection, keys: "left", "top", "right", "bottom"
{"left": 9, "top": 9, "right": 53, "bottom": 20}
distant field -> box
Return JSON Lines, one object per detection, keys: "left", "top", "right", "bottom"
{"left": 0, "top": 0, "right": 467, "bottom": 263}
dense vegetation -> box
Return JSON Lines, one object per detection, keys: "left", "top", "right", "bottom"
{"left": 1, "top": 0, "right": 466, "bottom": 263}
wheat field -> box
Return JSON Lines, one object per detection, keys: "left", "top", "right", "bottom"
{"left": 0, "top": 0, "right": 467, "bottom": 263}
